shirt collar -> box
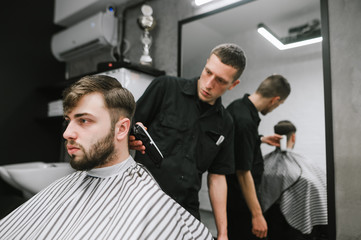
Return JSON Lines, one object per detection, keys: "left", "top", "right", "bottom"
{"left": 242, "top": 93, "right": 261, "bottom": 125}
{"left": 182, "top": 77, "right": 223, "bottom": 114}
{"left": 181, "top": 77, "right": 198, "bottom": 96}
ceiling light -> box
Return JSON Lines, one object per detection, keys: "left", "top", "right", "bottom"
{"left": 257, "top": 23, "right": 322, "bottom": 50}
{"left": 194, "top": 0, "right": 216, "bottom": 6}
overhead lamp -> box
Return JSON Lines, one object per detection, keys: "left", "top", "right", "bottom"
{"left": 194, "top": 0, "right": 216, "bottom": 6}
{"left": 257, "top": 23, "right": 322, "bottom": 50}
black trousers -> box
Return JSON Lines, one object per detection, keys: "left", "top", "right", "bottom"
{"left": 227, "top": 206, "right": 266, "bottom": 240}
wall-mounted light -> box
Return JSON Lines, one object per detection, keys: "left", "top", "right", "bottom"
{"left": 194, "top": 0, "right": 216, "bottom": 6}
{"left": 257, "top": 23, "right": 322, "bottom": 50}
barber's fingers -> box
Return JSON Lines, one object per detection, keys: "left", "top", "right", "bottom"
{"left": 129, "top": 136, "right": 146, "bottom": 154}
{"left": 252, "top": 229, "right": 267, "bottom": 239}
{"left": 252, "top": 215, "right": 268, "bottom": 238}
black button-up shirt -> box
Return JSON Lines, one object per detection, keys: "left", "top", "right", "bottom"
{"left": 226, "top": 94, "right": 264, "bottom": 209}
{"left": 134, "top": 76, "right": 235, "bottom": 219}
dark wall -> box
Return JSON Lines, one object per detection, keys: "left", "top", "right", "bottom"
{"left": 0, "top": 1, "right": 65, "bottom": 216}
{"left": 0, "top": 1, "right": 65, "bottom": 164}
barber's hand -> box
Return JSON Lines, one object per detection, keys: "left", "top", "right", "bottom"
{"left": 252, "top": 214, "right": 268, "bottom": 239}
{"left": 128, "top": 122, "right": 147, "bottom": 154}
{"left": 129, "top": 136, "right": 145, "bottom": 154}
{"left": 261, "top": 134, "right": 282, "bottom": 147}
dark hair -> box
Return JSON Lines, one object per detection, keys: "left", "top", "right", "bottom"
{"left": 62, "top": 75, "right": 136, "bottom": 126}
{"left": 210, "top": 43, "right": 246, "bottom": 81}
{"left": 274, "top": 120, "right": 297, "bottom": 139}
{"left": 256, "top": 74, "right": 291, "bottom": 100}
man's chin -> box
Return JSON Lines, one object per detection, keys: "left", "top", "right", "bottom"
{"left": 261, "top": 110, "right": 270, "bottom": 115}
{"left": 70, "top": 157, "right": 92, "bottom": 171}
{"left": 199, "top": 95, "right": 215, "bottom": 105}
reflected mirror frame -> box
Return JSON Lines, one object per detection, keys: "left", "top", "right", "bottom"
{"left": 177, "top": 0, "right": 336, "bottom": 238}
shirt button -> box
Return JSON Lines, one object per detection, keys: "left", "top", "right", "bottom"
{"left": 180, "top": 175, "right": 184, "bottom": 180}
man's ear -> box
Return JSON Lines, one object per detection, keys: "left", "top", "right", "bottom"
{"left": 271, "top": 96, "right": 281, "bottom": 104}
{"left": 291, "top": 133, "right": 296, "bottom": 143}
{"left": 115, "top": 118, "right": 131, "bottom": 141}
{"left": 229, "top": 79, "right": 240, "bottom": 90}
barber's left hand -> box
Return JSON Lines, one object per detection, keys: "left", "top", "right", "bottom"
{"left": 261, "top": 134, "right": 282, "bottom": 147}
{"left": 252, "top": 214, "right": 268, "bottom": 239}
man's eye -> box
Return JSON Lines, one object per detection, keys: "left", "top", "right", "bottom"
{"left": 217, "top": 79, "right": 225, "bottom": 84}
{"left": 79, "top": 119, "right": 88, "bottom": 124}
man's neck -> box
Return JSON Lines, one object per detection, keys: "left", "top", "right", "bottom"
{"left": 248, "top": 93, "right": 265, "bottom": 113}
{"left": 96, "top": 147, "right": 130, "bottom": 169}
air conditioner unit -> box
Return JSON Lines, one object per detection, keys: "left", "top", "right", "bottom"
{"left": 54, "top": 0, "right": 128, "bottom": 27}
{"left": 51, "top": 10, "right": 118, "bottom": 62}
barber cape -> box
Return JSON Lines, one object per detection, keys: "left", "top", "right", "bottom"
{"left": 259, "top": 149, "right": 327, "bottom": 234}
{"left": 0, "top": 156, "right": 213, "bottom": 240}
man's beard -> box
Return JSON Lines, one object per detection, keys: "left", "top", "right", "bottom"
{"left": 65, "top": 130, "right": 116, "bottom": 171}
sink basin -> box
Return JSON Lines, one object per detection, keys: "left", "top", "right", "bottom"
{"left": 0, "top": 162, "right": 75, "bottom": 198}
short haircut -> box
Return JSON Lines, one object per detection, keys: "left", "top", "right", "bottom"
{"left": 274, "top": 120, "right": 297, "bottom": 139}
{"left": 256, "top": 74, "right": 291, "bottom": 100}
{"left": 62, "top": 75, "right": 136, "bottom": 126}
{"left": 210, "top": 43, "right": 246, "bottom": 81}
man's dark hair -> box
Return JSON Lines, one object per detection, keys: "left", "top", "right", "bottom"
{"left": 274, "top": 120, "right": 297, "bottom": 139}
{"left": 210, "top": 43, "right": 246, "bottom": 81}
{"left": 256, "top": 74, "right": 291, "bottom": 100}
{"left": 62, "top": 75, "right": 136, "bottom": 126}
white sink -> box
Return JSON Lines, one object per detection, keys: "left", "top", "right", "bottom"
{"left": 0, "top": 162, "right": 75, "bottom": 198}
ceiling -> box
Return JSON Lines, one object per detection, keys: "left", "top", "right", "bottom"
{"left": 197, "top": 0, "right": 321, "bottom": 38}
{"left": 180, "top": 0, "right": 322, "bottom": 64}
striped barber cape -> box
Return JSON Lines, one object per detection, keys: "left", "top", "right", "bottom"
{"left": 259, "top": 149, "right": 327, "bottom": 234}
{"left": 0, "top": 156, "right": 213, "bottom": 240}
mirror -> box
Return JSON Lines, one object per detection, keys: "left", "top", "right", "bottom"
{"left": 178, "top": 0, "right": 334, "bottom": 238}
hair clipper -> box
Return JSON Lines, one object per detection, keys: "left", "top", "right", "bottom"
{"left": 131, "top": 123, "right": 163, "bottom": 168}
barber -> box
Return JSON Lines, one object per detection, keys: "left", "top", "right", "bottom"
{"left": 130, "top": 43, "right": 246, "bottom": 240}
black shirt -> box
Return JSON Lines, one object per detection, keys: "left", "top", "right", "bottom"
{"left": 226, "top": 94, "right": 264, "bottom": 209}
{"left": 134, "top": 75, "right": 235, "bottom": 219}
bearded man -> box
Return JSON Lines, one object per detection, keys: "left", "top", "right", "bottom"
{"left": 0, "top": 75, "right": 212, "bottom": 240}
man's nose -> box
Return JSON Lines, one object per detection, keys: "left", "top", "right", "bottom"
{"left": 205, "top": 76, "right": 215, "bottom": 89}
{"left": 63, "top": 121, "right": 77, "bottom": 140}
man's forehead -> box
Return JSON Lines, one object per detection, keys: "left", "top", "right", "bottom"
{"left": 65, "top": 93, "right": 107, "bottom": 118}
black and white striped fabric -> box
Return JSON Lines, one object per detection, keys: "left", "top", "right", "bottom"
{"left": 259, "top": 149, "right": 327, "bottom": 234}
{"left": 0, "top": 156, "right": 213, "bottom": 240}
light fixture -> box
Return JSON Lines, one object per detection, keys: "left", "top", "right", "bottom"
{"left": 257, "top": 22, "right": 322, "bottom": 50}
{"left": 194, "top": 0, "right": 216, "bottom": 6}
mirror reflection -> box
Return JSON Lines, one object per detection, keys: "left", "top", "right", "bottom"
{"left": 180, "top": 0, "right": 327, "bottom": 237}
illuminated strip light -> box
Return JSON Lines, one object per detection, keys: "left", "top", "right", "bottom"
{"left": 257, "top": 26, "right": 284, "bottom": 50}
{"left": 194, "top": 0, "right": 216, "bottom": 6}
{"left": 257, "top": 24, "right": 323, "bottom": 50}
{"left": 281, "top": 37, "right": 323, "bottom": 50}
